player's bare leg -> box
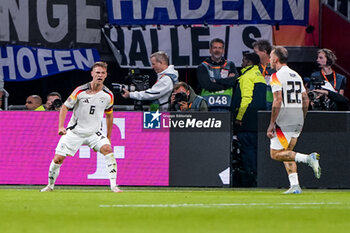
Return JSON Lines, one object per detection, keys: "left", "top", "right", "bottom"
{"left": 270, "top": 149, "right": 301, "bottom": 194}
{"left": 283, "top": 162, "right": 302, "bottom": 192}
{"left": 40, "top": 154, "right": 66, "bottom": 192}
{"left": 270, "top": 149, "right": 321, "bottom": 179}
{"left": 270, "top": 137, "right": 321, "bottom": 182}
{"left": 281, "top": 138, "right": 301, "bottom": 193}
{"left": 270, "top": 149, "right": 296, "bottom": 161}
{"left": 100, "top": 144, "right": 122, "bottom": 193}
{"left": 283, "top": 138, "right": 297, "bottom": 173}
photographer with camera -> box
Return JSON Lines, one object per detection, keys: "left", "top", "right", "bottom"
{"left": 121, "top": 51, "right": 178, "bottom": 111}
{"left": 112, "top": 68, "right": 150, "bottom": 111}
{"left": 170, "top": 82, "right": 208, "bottom": 112}
{"left": 45, "top": 92, "right": 62, "bottom": 111}
{"left": 309, "top": 48, "right": 346, "bottom": 95}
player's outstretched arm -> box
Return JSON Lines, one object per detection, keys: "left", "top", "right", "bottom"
{"left": 58, "top": 105, "right": 69, "bottom": 135}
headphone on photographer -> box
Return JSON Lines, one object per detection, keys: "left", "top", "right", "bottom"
{"left": 319, "top": 48, "right": 337, "bottom": 66}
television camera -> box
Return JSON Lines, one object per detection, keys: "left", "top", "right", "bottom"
{"left": 112, "top": 68, "right": 150, "bottom": 110}
{"left": 307, "top": 78, "right": 335, "bottom": 110}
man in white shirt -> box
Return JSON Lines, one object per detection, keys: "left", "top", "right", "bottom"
{"left": 267, "top": 46, "right": 321, "bottom": 194}
{"left": 40, "top": 61, "right": 121, "bottom": 193}
{"left": 122, "top": 51, "right": 178, "bottom": 111}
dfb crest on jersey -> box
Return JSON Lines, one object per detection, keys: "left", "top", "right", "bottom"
{"left": 143, "top": 110, "right": 161, "bottom": 129}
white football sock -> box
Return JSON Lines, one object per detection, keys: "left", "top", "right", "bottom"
{"left": 295, "top": 153, "right": 308, "bottom": 163}
{"left": 48, "top": 160, "right": 62, "bottom": 189}
{"left": 104, "top": 153, "right": 117, "bottom": 189}
{"left": 288, "top": 172, "right": 299, "bottom": 186}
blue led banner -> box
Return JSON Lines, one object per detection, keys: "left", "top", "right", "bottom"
{"left": 107, "top": 0, "right": 309, "bottom": 26}
{"left": 1, "top": 46, "right": 100, "bottom": 82}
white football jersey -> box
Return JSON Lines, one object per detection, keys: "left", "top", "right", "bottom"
{"left": 64, "top": 82, "right": 114, "bottom": 136}
{"left": 270, "top": 66, "right": 306, "bottom": 127}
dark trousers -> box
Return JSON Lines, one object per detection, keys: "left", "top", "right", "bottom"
{"left": 236, "top": 131, "right": 257, "bottom": 187}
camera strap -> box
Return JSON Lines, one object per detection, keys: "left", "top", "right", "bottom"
{"left": 261, "top": 64, "right": 268, "bottom": 76}
{"left": 321, "top": 70, "right": 336, "bottom": 90}
{"left": 203, "top": 60, "right": 228, "bottom": 69}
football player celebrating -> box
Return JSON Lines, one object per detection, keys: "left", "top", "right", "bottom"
{"left": 267, "top": 46, "right": 321, "bottom": 194}
{"left": 40, "top": 61, "right": 121, "bottom": 193}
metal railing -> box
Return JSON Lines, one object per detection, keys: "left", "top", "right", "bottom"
{"left": 323, "top": 0, "right": 350, "bottom": 21}
{"left": 1, "top": 89, "right": 9, "bottom": 110}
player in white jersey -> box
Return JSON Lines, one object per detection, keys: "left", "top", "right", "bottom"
{"left": 267, "top": 46, "right": 321, "bottom": 194}
{"left": 40, "top": 62, "right": 122, "bottom": 193}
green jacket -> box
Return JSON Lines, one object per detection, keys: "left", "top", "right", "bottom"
{"left": 233, "top": 65, "right": 267, "bottom": 132}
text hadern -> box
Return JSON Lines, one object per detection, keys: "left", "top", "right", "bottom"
{"left": 112, "top": 0, "right": 305, "bottom": 21}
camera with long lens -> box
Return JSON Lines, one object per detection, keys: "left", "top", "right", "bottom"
{"left": 174, "top": 92, "right": 188, "bottom": 104}
{"left": 49, "top": 99, "right": 62, "bottom": 110}
{"left": 308, "top": 91, "right": 326, "bottom": 110}
{"left": 112, "top": 68, "right": 150, "bottom": 110}
{"left": 112, "top": 83, "right": 135, "bottom": 94}
{"left": 308, "top": 78, "right": 334, "bottom": 110}
{"left": 172, "top": 92, "right": 188, "bottom": 111}
{"left": 112, "top": 68, "right": 149, "bottom": 94}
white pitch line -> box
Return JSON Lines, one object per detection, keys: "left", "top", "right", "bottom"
{"left": 99, "top": 202, "right": 346, "bottom": 208}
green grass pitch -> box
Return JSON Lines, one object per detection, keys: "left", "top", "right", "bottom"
{"left": 1, "top": 186, "right": 350, "bottom": 233}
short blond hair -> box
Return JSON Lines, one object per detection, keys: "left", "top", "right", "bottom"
{"left": 272, "top": 46, "right": 288, "bottom": 64}
{"left": 92, "top": 61, "right": 108, "bottom": 70}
